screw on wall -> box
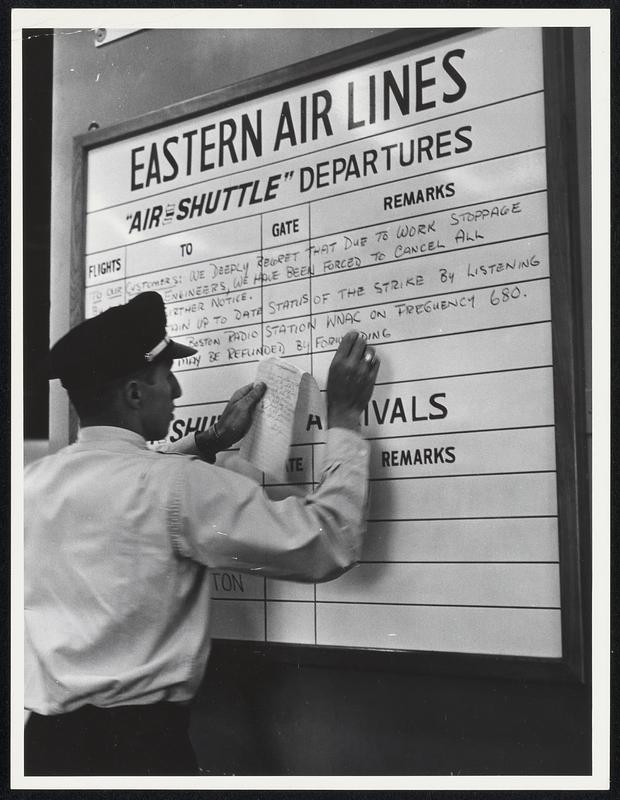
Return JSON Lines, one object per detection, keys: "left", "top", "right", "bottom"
{"left": 88, "top": 122, "right": 100, "bottom": 132}
{"left": 94, "top": 28, "right": 143, "bottom": 47}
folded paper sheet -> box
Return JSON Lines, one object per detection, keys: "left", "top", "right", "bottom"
{"left": 240, "top": 357, "right": 323, "bottom": 482}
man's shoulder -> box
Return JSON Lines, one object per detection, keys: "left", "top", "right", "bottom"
{"left": 24, "top": 445, "right": 70, "bottom": 475}
{"left": 23, "top": 439, "right": 165, "bottom": 477}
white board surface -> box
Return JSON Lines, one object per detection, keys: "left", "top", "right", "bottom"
{"left": 83, "top": 28, "right": 562, "bottom": 659}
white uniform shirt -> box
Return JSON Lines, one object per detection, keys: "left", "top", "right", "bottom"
{"left": 24, "top": 425, "right": 369, "bottom": 714}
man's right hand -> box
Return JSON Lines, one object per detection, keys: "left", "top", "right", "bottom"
{"left": 326, "top": 331, "right": 380, "bottom": 431}
{"left": 195, "top": 382, "right": 266, "bottom": 461}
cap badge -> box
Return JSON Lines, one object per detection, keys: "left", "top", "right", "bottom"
{"left": 145, "top": 335, "right": 170, "bottom": 362}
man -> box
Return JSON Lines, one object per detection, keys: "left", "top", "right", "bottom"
{"left": 24, "top": 291, "right": 379, "bottom": 776}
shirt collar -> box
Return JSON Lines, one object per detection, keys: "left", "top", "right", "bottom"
{"left": 77, "top": 426, "right": 150, "bottom": 450}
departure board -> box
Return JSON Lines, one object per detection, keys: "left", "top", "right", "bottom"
{"left": 77, "top": 27, "right": 583, "bottom": 665}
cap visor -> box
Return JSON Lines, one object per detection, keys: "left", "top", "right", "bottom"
{"left": 166, "top": 340, "right": 198, "bottom": 360}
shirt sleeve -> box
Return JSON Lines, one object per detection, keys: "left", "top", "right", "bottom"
{"left": 158, "top": 433, "right": 203, "bottom": 457}
{"left": 170, "top": 428, "right": 370, "bottom": 583}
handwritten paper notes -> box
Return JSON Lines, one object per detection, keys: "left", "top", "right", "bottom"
{"left": 240, "top": 357, "right": 323, "bottom": 481}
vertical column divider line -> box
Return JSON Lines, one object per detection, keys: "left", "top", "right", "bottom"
{"left": 260, "top": 214, "right": 268, "bottom": 643}
{"left": 308, "top": 201, "right": 314, "bottom": 379}
{"left": 309, "top": 201, "right": 318, "bottom": 646}
{"left": 124, "top": 246, "right": 128, "bottom": 305}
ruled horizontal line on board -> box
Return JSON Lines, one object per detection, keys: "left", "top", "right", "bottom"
{"left": 367, "top": 515, "right": 559, "bottom": 522}
{"left": 371, "top": 363, "right": 554, "bottom": 389}
{"left": 369, "top": 469, "right": 556, "bottom": 483}
{"left": 173, "top": 318, "right": 552, "bottom": 374}
{"left": 86, "top": 89, "right": 545, "bottom": 217}
{"left": 262, "top": 470, "right": 556, "bottom": 488}
{"left": 358, "top": 560, "right": 560, "bottom": 565}
{"left": 211, "top": 598, "right": 561, "bottom": 611}
{"left": 376, "top": 421, "right": 553, "bottom": 439}
{"left": 366, "top": 516, "right": 558, "bottom": 524}
{"left": 84, "top": 146, "right": 548, "bottom": 259}
{"left": 176, "top": 364, "right": 554, "bottom": 409}
{"left": 86, "top": 211, "right": 549, "bottom": 293}
{"left": 291, "top": 424, "right": 556, "bottom": 448}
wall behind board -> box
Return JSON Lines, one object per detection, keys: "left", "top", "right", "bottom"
{"left": 50, "top": 26, "right": 592, "bottom": 775}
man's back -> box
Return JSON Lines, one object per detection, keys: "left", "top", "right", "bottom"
{"left": 24, "top": 298, "right": 379, "bottom": 774}
{"left": 25, "top": 427, "right": 211, "bottom": 715}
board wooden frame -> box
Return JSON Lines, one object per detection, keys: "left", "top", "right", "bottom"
{"left": 71, "top": 27, "right": 590, "bottom": 682}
